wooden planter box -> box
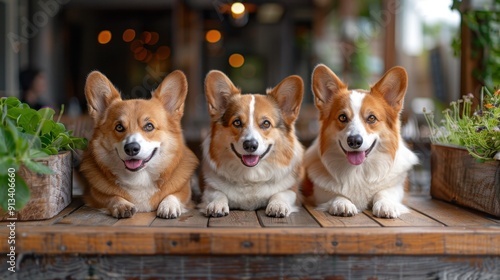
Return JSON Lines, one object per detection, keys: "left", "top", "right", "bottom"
{"left": 431, "top": 144, "right": 500, "bottom": 217}
{"left": 3, "top": 151, "right": 73, "bottom": 221}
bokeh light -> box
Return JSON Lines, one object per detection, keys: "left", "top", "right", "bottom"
{"left": 149, "top": 32, "right": 159, "bottom": 45}
{"left": 98, "top": 30, "right": 112, "bottom": 44}
{"left": 122, "top": 29, "right": 135, "bottom": 42}
{"left": 141, "top": 32, "right": 152, "bottom": 44}
{"left": 156, "top": 46, "right": 171, "bottom": 60}
{"left": 134, "top": 48, "right": 148, "bottom": 61}
{"left": 206, "top": 30, "right": 222, "bottom": 43}
{"left": 231, "top": 2, "right": 245, "bottom": 15}
{"left": 229, "top": 53, "right": 245, "bottom": 68}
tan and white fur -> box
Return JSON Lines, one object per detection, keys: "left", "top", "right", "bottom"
{"left": 199, "top": 70, "right": 304, "bottom": 218}
{"left": 304, "top": 64, "right": 418, "bottom": 218}
{"left": 80, "top": 70, "right": 198, "bottom": 219}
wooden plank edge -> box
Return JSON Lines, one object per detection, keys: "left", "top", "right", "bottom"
{"left": 405, "top": 197, "right": 495, "bottom": 227}
{"left": 11, "top": 198, "right": 85, "bottom": 226}
{"left": 2, "top": 227, "right": 500, "bottom": 256}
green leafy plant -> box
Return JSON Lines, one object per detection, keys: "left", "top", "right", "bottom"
{"left": 0, "top": 97, "right": 88, "bottom": 212}
{"left": 424, "top": 87, "right": 500, "bottom": 161}
{"left": 451, "top": 0, "right": 500, "bottom": 90}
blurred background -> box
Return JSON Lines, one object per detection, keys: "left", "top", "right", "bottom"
{"left": 1, "top": 0, "right": 468, "bottom": 192}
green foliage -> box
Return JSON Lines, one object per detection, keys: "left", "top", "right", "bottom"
{"left": 0, "top": 97, "right": 88, "bottom": 212}
{"left": 424, "top": 88, "right": 500, "bottom": 161}
{"left": 451, "top": 0, "right": 500, "bottom": 90}
{"left": 1, "top": 97, "right": 87, "bottom": 155}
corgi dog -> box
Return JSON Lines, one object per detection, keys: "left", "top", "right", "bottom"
{"left": 304, "top": 64, "right": 418, "bottom": 218}
{"left": 80, "top": 70, "right": 198, "bottom": 219}
{"left": 199, "top": 70, "right": 304, "bottom": 218}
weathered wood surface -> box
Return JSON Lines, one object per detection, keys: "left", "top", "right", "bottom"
{"left": 208, "top": 210, "right": 261, "bottom": 228}
{"left": 431, "top": 144, "right": 500, "bottom": 217}
{"left": 1, "top": 195, "right": 500, "bottom": 278}
{"left": 1, "top": 151, "right": 73, "bottom": 221}
{"left": 2, "top": 255, "right": 500, "bottom": 280}
{"left": 1, "top": 196, "right": 500, "bottom": 256}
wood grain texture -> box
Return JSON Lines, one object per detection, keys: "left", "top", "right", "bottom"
{"left": 430, "top": 144, "right": 500, "bottom": 217}
{"left": 16, "top": 198, "right": 84, "bottom": 227}
{"left": 1, "top": 196, "right": 500, "bottom": 256}
{"left": 208, "top": 210, "right": 261, "bottom": 227}
{"left": 305, "top": 204, "right": 381, "bottom": 228}
{"left": 256, "top": 207, "right": 320, "bottom": 227}
{"left": 1, "top": 151, "right": 73, "bottom": 221}
{"left": 113, "top": 212, "right": 157, "bottom": 227}
{"left": 2, "top": 226, "right": 500, "bottom": 255}
{"left": 2, "top": 255, "right": 500, "bottom": 280}
{"left": 56, "top": 205, "right": 118, "bottom": 226}
{"left": 150, "top": 208, "right": 207, "bottom": 228}
{"left": 364, "top": 209, "right": 445, "bottom": 227}
{"left": 406, "top": 196, "right": 496, "bottom": 227}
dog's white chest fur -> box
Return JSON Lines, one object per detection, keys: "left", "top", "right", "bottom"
{"left": 116, "top": 171, "right": 160, "bottom": 212}
{"left": 306, "top": 138, "right": 418, "bottom": 210}
{"left": 201, "top": 133, "right": 303, "bottom": 211}
{"left": 203, "top": 163, "right": 297, "bottom": 210}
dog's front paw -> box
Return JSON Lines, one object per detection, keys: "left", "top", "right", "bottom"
{"left": 110, "top": 201, "right": 137, "bottom": 218}
{"left": 205, "top": 201, "right": 229, "bottom": 217}
{"left": 266, "top": 201, "right": 291, "bottom": 218}
{"left": 372, "top": 199, "right": 407, "bottom": 219}
{"left": 321, "top": 197, "right": 358, "bottom": 217}
{"left": 157, "top": 196, "right": 183, "bottom": 219}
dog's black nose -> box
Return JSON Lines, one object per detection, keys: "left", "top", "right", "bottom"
{"left": 347, "top": 135, "right": 363, "bottom": 149}
{"left": 124, "top": 142, "right": 141, "bottom": 156}
{"left": 243, "top": 139, "right": 259, "bottom": 153}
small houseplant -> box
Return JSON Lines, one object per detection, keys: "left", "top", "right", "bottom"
{"left": 0, "top": 96, "right": 87, "bottom": 220}
{"left": 423, "top": 88, "right": 500, "bottom": 217}
{"left": 424, "top": 87, "right": 500, "bottom": 161}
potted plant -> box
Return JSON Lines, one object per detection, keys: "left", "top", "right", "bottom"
{"left": 0, "top": 97, "right": 88, "bottom": 220}
{"left": 424, "top": 88, "right": 500, "bottom": 217}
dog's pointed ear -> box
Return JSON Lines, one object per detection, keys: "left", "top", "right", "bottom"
{"left": 85, "top": 71, "right": 122, "bottom": 120}
{"left": 204, "top": 70, "right": 240, "bottom": 119}
{"left": 312, "top": 64, "right": 347, "bottom": 120}
{"left": 267, "top": 75, "right": 304, "bottom": 124}
{"left": 153, "top": 70, "right": 188, "bottom": 118}
{"left": 371, "top": 66, "right": 408, "bottom": 113}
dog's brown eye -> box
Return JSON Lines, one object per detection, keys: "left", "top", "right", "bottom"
{"left": 144, "top": 123, "right": 155, "bottom": 132}
{"left": 338, "top": 114, "right": 348, "bottom": 123}
{"left": 115, "top": 124, "right": 125, "bottom": 132}
{"left": 232, "top": 119, "right": 242, "bottom": 128}
{"left": 260, "top": 120, "right": 271, "bottom": 129}
{"left": 367, "top": 115, "right": 377, "bottom": 124}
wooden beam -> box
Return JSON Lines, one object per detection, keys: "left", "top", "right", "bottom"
{"left": 459, "top": 0, "right": 482, "bottom": 101}
{"left": 2, "top": 226, "right": 500, "bottom": 255}
{"left": 383, "top": 0, "right": 397, "bottom": 71}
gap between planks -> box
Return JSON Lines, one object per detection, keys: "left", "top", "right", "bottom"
{"left": 304, "top": 204, "right": 380, "bottom": 228}
{"left": 305, "top": 203, "right": 445, "bottom": 228}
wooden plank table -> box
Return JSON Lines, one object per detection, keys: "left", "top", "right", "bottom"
{"left": 1, "top": 195, "right": 500, "bottom": 279}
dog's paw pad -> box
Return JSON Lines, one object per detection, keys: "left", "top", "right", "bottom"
{"left": 157, "top": 197, "right": 182, "bottom": 219}
{"left": 328, "top": 199, "right": 358, "bottom": 217}
{"left": 205, "top": 201, "right": 229, "bottom": 217}
{"left": 372, "top": 200, "right": 405, "bottom": 219}
{"left": 266, "top": 201, "right": 290, "bottom": 218}
{"left": 111, "top": 203, "right": 137, "bottom": 218}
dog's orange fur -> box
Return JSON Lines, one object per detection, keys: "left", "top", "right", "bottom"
{"left": 304, "top": 64, "right": 418, "bottom": 218}
{"left": 80, "top": 70, "right": 198, "bottom": 218}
